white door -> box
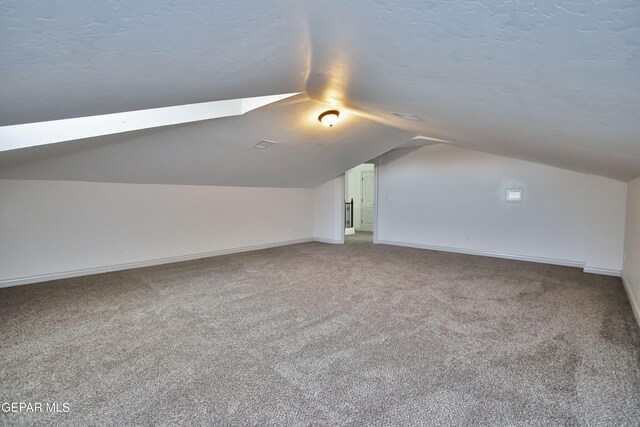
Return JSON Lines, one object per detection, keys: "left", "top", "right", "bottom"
{"left": 360, "top": 170, "right": 374, "bottom": 232}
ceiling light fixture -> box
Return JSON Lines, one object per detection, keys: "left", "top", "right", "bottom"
{"left": 318, "top": 110, "right": 340, "bottom": 127}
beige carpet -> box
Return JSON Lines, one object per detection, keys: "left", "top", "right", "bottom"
{"left": 1, "top": 237, "right": 639, "bottom": 425}
{"left": 345, "top": 230, "right": 373, "bottom": 244}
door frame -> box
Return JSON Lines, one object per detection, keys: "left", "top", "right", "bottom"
{"left": 370, "top": 160, "right": 379, "bottom": 243}
{"left": 341, "top": 161, "right": 378, "bottom": 243}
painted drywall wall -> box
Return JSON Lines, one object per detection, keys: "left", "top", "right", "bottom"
{"left": 0, "top": 179, "right": 314, "bottom": 286}
{"left": 314, "top": 176, "right": 344, "bottom": 244}
{"left": 623, "top": 177, "right": 640, "bottom": 322}
{"left": 584, "top": 174, "right": 627, "bottom": 273}
{"left": 345, "top": 164, "right": 375, "bottom": 230}
{"left": 376, "top": 145, "right": 627, "bottom": 274}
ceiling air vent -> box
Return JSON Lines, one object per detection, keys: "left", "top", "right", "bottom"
{"left": 390, "top": 111, "right": 420, "bottom": 121}
{"left": 254, "top": 140, "right": 275, "bottom": 149}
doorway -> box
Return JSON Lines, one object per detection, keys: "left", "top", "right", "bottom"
{"left": 344, "top": 163, "right": 375, "bottom": 243}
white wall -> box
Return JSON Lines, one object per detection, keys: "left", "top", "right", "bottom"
{"left": 345, "top": 163, "right": 375, "bottom": 230}
{"left": 623, "top": 177, "right": 640, "bottom": 322}
{"left": 584, "top": 174, "right": 627, "bottom": 273}
{"left": 377, "top": 145, "right": 627, "bottom": 274}
{"left": 314, "top": 176, "right": 344, "bottom": 244}
{"left": 0, "top": 179, "right": 314, "bottom": 286}
{"left": 2, "top": 148, "right": 631, "bottom": 288}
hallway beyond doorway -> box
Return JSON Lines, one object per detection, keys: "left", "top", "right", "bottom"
{"left": 345, "top": 231, "right": 373, "bottom": 244}
{"left": 344, "top": 163, "right": 375, "bottom": 238}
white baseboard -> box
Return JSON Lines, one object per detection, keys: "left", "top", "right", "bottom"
{"left": 2, "top": 237, "right": 625, "bottom": 289}
{"left": 583, "top": 267, "right": 622, "bottom": 277}
{"left": 376, "top": 239, "right": 587, "bottom": 268}
{"left": 377, "top": 239, "right": 624, "bottom": 276}
{"left": 345, "top": 228, "right": 355, "bottom": 236}
{"left": 0, "top": 238, "right": 314, "bottom": 288}
{"left": 622, "top": 276, "right": 640, "bottom": 328}
{"left": 314, "top": 237, "right": 344, "bottom": 244}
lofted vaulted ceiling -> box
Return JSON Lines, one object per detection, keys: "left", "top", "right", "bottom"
{"left": 1, "top": 0, "right": 639, "bottom": 185}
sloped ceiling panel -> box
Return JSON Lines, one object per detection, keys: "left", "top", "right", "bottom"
{"left": 0, "top": 0, "right": 310, "bottom": 126}
{"left": 304, "top": 0, "right": 640, "bottom": 181}
{"left": 0, "top": 97, "right": 412, "bottom": 187}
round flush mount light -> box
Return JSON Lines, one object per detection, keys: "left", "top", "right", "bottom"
{"left": 318, "top": 110, "right": 340, "bottom": 127}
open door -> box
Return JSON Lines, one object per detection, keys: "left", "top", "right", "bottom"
{"left": 344, "top": 163, "right": 375, "bottom": 243}
{"left": 361, "top": 170, "right": 375, "bottom": 232}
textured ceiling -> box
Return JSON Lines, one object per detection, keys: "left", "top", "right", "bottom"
{"left": 1, "top": 0, "right": 639, "bottom": 184}
{"left": 0, "top": 1, "right": 310, "bottom": 125}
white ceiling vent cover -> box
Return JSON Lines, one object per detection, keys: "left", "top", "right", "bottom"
{"left": 390, "top": 112, "right": 420, "bottom": 121}
{"left": 254, "top": 140, "right": 275, "bottom": 149}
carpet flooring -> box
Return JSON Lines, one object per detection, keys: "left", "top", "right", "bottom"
{"left": 345, "top": 230, "right": 373, "bottom": 244}
{"left": 1, "top": 234, "right": 640, "bottom": 426}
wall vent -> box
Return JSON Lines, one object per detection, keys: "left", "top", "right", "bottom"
{"left": 506, "top": 188, "right": 523, "bottom": 202}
